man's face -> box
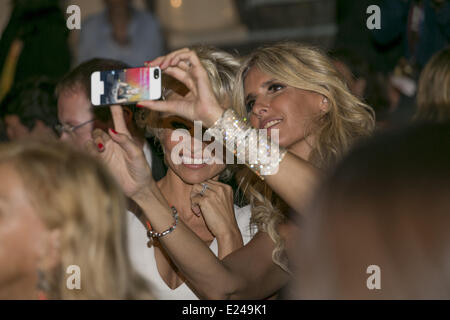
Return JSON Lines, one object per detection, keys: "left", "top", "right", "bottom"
{"left": 57, "top": 88, "right": 95, "bottom": 150}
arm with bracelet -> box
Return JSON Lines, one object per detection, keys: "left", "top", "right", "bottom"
{"left": 140, "top": 48, "right": 320, "bottom": 216}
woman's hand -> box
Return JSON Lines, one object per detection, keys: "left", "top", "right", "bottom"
{"left": 190, "top": 180, "right": 243, "bottom": 253}
{"left": 138, "top": 48, "right": 224, "bottom": 128}
{"left": 190, "top": 180, "right": 244, "bottom": 259}
{"left": 86, "top": 105, "right": 154, "bottom": 200}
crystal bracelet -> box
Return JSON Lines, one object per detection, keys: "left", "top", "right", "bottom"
{"left": 206, "top": 108, "right": 287, "bottom": 179}
{"left": 147, "top": 206, "right": 178, "bottom": 239}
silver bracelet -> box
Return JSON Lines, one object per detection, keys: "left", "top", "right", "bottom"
{"left": 207, "top": 108, "right": 287, "bottom": 179}
{"left": 147, "top": 206, "right": 178, "bottom": 239}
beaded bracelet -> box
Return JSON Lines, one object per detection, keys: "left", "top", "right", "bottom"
{"left": 147, "top": 206, "right": 179, "bottom": 239}
{"left": 207, "top": 108, "right": 287, "bottom": 179}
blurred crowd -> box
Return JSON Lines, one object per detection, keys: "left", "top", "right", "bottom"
{"left": 0, "top": 0, "right": 449, "bottom": 300}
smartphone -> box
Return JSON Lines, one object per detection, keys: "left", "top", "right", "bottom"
{"left": 91, "top": 67, "right": 161, "bottom": 106}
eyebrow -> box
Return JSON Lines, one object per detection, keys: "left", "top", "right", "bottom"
{"left": 245, "top": 79, "right": 277, "bottom": 103}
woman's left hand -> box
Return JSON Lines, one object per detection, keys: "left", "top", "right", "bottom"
{"left": 190, "top": 179, "right": 244, "bottom": 258}
{"left": 190, "top": 180, "right": 242, "bottom": 241}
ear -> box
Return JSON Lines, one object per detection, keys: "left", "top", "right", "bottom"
{"left": 319, "top": 95, "right": 330, "bottom": 113}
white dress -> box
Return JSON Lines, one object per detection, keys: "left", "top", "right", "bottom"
{"left": 126, "top": 204, "right": 254, "bottom": 299}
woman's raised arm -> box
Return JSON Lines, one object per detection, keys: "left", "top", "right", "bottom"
{"left": 140, "top": 49, "right": 320, "bottom": 214}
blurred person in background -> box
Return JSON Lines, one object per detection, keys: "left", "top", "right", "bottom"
{"left": 292, "top": 122, "right": 450, "bottom": 299}
{"left": 0, "top": 76, "right": 58, "bottom": 141}
{"left": 77, "top": 0, "right": 165, "bottom": 67}
{"left": 331, "top": 48, "right": 391, "bottom": 128}
{"left": 413, "top": 46, "right": 450, "bottom": 123}
{"left": 0, "top": 140, "right": 151, "bottom": 299}
{"left": 0, "top": 0, "right": 70, "bottom": 103}
{"left": 372, "top": 0, "right": 449, "bottom": 73}
{"left": 371, "top": 0, "right": 449, "bottom": 126}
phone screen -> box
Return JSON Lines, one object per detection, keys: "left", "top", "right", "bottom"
{"left": 91, "top": 67, "right": 161, "bottom": 106}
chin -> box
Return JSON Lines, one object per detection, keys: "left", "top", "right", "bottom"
{"left": 175, "top": 164, "right": 224, "bottom": 185}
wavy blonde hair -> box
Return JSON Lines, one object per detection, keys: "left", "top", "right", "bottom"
{"left": 0, "top": 141, "right": 151, "bottom": 299}
{"left": 413, "top": 47, "right": 450, "bottom": 123}
{"left": 234, "top": 42, "right": 375, "bottom": 272}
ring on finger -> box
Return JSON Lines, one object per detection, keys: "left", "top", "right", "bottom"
{"left": 200, "top": 183, "right": 209, "bottom": 196}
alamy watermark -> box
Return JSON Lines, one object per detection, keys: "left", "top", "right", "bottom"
{"left": 366, "top": 264, "right": 381, "bottom": 290}
{"left": 66, "top": 5, "right": 81, "bottom": 30}
{"left": 66, "top": 265, "right": 81, "bottom": 290}
{"left": 366, "top": 5, "right": 381, "bottom": 30}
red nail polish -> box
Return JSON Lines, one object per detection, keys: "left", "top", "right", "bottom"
{"left": 98, "top": 143, "right": 104, "bottom": 149}
{"left": 137, "top": 104, "right": 143, "bottom": 108}
{"left": 110, "top": 128, "right": 117, "bottom": 134}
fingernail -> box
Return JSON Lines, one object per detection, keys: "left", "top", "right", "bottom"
{"left": 98, "top": 143, "right": 104, "bottom": 150}
{"left": 137, "top": 104, "right": 144, "bottom": 108}
{"left": 110, "top": 128, "right": 117, "bottom": 134}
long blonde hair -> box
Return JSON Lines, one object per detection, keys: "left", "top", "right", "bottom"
{"left": 234, "top": 42, "right": 375, "bottom": 272}
{"left": 414, "top": 47, "right": 450, "bottom": 123}
{"left": 0, "top": 141, "right": 151, "bottom": 299}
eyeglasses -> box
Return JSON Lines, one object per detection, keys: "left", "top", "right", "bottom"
{"left": 54, "top": 119, "right": 95, "bottom": 136}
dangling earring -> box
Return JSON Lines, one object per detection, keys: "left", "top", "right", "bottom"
{"left": 37, "top": 269, "right": 49, "bottom": 300}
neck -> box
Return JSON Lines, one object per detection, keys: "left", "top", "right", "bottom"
{"left": 287, "top": 135, "right": 315, "bottom": 161}
{"left": 157, "top": 170, "right": 194, "bottom": 217}
{"left": 157, "top": 170, "right": 215, "bottom": 242}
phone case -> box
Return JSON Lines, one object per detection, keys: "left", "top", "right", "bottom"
{"left": 91, "top": 67, "right": 161, "bottom": 106}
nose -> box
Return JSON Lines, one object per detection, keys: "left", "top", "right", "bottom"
{"left": 59, "top": 131, "right": 71, "bottom": 142}
{"left": 252, "top": 97, "right": 269, "bottom": 118}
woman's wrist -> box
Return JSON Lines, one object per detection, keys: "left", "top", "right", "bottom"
{"left": 215, "top": 225, "right": 242, "bottom": 243}
{"left": 207, "top": 108, "right": 287, "bottom": 179}
{"left": 204, "top": 104, "right": 225, "bottom": 128}
{"left": 132, "top": 183, "right": 163, "bottom": 208}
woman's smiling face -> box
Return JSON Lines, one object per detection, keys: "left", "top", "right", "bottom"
{"left": 244, "top": 67, "right": 325, "bottom": 150}
{"left": 160, "top": 91, "right": 226, "bottom": 185}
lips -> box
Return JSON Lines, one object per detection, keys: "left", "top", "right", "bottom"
{"left": 181, "top": 154, "right": 213, "bottom": 165}
{"left": 260, "top": 118, "right": 283, "bottom": 129}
